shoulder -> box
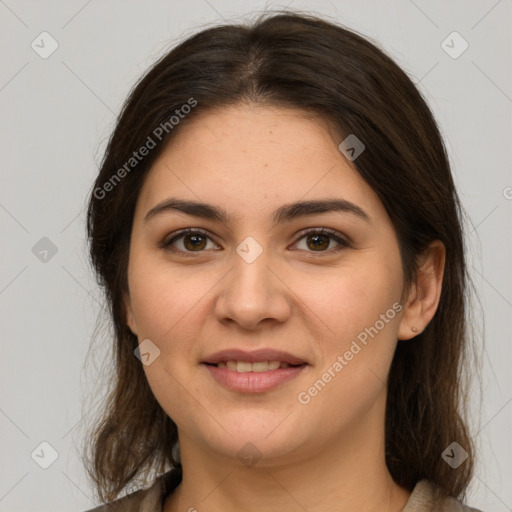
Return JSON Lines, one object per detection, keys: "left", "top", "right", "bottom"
{"left": 403, "top": 480, "right": 484, "bottom": 512}
{"left": 83, "top": 468, "right": 182, "bottom": 512}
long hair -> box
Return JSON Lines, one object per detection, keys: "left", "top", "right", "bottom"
{"left": 83, "top": 10, "right": 479, "bottom": 503}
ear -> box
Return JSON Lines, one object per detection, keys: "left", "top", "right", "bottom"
{"left": 124, "top": 293, "right": 138, "bottom": 337}
{"left": 397, "top": 240, "right": 446, "bottom": 340}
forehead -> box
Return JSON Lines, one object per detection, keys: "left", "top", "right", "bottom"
{"left": 169, "top": 103, "right": 342, "bottom": 157}
{"left": 135, "top": 104, "right": 385, "bottom": 226}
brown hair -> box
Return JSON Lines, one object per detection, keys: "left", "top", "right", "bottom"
{"left": 83, "top": 10, "right": 480, "bottom": 504}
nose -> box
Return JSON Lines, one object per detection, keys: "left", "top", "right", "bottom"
{"left": 213, "top": 243, "right": 292, "bottom": 330}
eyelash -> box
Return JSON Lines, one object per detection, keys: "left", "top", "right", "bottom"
{"left": 161, "top": 227, "right": 351, "bottom": 257}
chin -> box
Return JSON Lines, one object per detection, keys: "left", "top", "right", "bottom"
{"left": 195, "top": 416, "right": 311, "bottom": 465}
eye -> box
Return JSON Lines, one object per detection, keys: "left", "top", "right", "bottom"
{"left": 161, "top": 228, "right": 220, "bottom": 255}
{"left": 292, "top": 228, "right": 350, "bottom": 254}
{"left": 161, "top": 227, "right": 350, "bottom": 256}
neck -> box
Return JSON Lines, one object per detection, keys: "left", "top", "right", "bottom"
{"left": 164, "top": 391, "right": 411, "bottom": 512}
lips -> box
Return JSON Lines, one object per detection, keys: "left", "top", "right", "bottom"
{"left": 202, "top": 348, "right": 307, "bottom": 366}
{"left": 201, "top": 348, "right": 308, "bottom": 393}
{"left": 204, "top": 360, "right": 307, "bottom": 393}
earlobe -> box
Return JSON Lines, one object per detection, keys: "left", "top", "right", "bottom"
{"left": 397, "top": 240, "right": 446, "bottom": 340}
{"left": 124, "top": 295, "right": 138, "bottom": 336}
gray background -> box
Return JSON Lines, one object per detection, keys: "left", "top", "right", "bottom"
{"left": 1, "top": 0, "right": 511, "bottom": 510}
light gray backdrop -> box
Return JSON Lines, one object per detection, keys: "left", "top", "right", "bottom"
{"left": 1, "top": 0, "right": 511, "bottom": 511}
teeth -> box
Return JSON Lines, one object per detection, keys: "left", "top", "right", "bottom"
{"left": 252, "top": 361, "right": 272, "bottom": 372}
{"left": 237, "top": 361, "right": 252, "bottom": 372}
{"left": 219, "top": 360, "right": 292, "bottom": 372}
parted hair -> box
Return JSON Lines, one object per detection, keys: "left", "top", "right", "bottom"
{"left": 83, "top": 10, "right": 479, "bottom": 504}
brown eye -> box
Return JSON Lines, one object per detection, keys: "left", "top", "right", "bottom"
{"left": 293, "top": 228, "right": 350, "bottom": 254}
{"left": 162, "top": 227, "right": 350, "bottom": 257}
{"left": 305, "top": 233, "right": 330, "bottom": 251}
{"left": 162, "top": 229, "right": 218, "bottom": 254}
{"left": 182, "top": 233, "right": 207, "bottom": 251}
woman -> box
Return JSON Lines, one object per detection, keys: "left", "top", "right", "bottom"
{"left": 83, "top": 11, "right": 483, "bottom": 512}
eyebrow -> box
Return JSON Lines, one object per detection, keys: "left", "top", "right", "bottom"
{"left": 144, "top": 197, "right": 371, "bottom": 226}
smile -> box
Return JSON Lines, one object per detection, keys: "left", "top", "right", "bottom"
{"left": 215, "top": 360, "right": 295, "bottom": 372}
{"left": 203, "top": 362, "right": 307, "bottom": 393}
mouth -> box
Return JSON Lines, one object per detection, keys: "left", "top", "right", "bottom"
{"left": 202, "top": 348, "right": 307, "bottom": 366}
{"left": 201, "top": 349, "right": 308, "bottom": 393}
{"left": 204, "top": 360, "right": 304, "bottom": 372}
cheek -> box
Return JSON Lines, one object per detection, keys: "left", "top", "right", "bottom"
{"left": 294, "top": 256, "right": 403, "bottom": 399}
{"left": 297, "top": 259, "right": 402, "bottom": 346}
{"left": 128, "top": 259, "right": 209, "bottom": 429}
{"left": 127, "top": 251, "right": 206, "bottom": 342}
{"left": 291, "top": 269, "right": 402, "bottom": 436}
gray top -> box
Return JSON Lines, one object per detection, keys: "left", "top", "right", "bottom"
{"left": 84, "top": 470, "right": 484, "bottom": 512}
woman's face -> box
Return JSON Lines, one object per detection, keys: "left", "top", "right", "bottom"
{"left": 125, "top": 103, "right": 409, "bottom": 465}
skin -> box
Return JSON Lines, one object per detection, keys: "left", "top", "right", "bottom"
{"left": 125, "top": 103, "right": 445, "bottom": 512}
